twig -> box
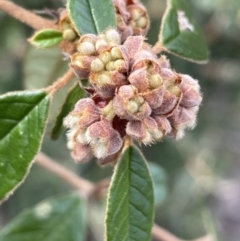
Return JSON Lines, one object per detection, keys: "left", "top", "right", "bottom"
{"left": 152, "top": 224, "right": 213, "bottom": 241}
{"left": 0, "top": 0, "right": 57, "bottom": 30}
{"left": 46, "top": 68, "right": 75, "bottom": 96}
{"left": 152, "top": 224, "right": 183, "bottom": 241}
{"left": 152, "top": 41, "right": 167, "bottom": 55}
{"left": 36, "top": 152, "right": 95, "bottom": 198}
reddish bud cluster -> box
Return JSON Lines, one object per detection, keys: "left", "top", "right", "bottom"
{"left": 113, "top": 0, "right": 150, "bottom": 41}
{"left": 64, "top": 28, "right": 202, "bottom": 164}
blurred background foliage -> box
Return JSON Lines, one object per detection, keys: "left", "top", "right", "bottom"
{"left": 0, "top": 0, "right": 240, "bottom": 240}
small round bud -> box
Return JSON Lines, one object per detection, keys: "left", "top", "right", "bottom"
{"left": 135, "top": 96, "right": 144, "bottom": 105}
{"left": 97, "top": 72, "right": 112, "bottom": 86}
{"left": 127, "top": 100, "right": 139, "bottom": 114}
{"left": 99, "top": 51, "right": 112, "bottom": 64}
{"left": 77, "top": 42, "right": 95, "bottom": 55}
{"left": 111, "top": 47, "right": 123, "bottom": 60}
{"left": 95, "top": 39, "right": 108, "bottom": 51}
{"left": 129, "top": 21, "right": 137, "bottom": 28}
{"left": 137, "top": 17, "right": 148, "bottom": 28}
{"left": 130, "top": 8, "right": 144, "bottom": 20}
{"left": 63, "top": 29, "right": 77, "bottom": 41}
{"left": 168, "top": 85, "right": 181, "bottom": 96}
{"left": 114, "top": 59, "right": 125, "bottom": 70}
{"left": 106, "top": 61, "right": 115, "bottom": 71}
{"left": 149, "top": 74, "right": 163, "bottom": 89}
{"left": 105, "top": 29, "right": 121, "bottom": 44}
{"left": 91, "top": 58, "right": 104, "bottom": 72}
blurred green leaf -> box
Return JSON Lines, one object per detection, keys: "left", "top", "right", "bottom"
{"left": 160, "top": 0, "right": 208, "bottom": 62}
{"left": 105, "top": 145, "right": 154, "bottom": 241}
{"left": 0, "top": 194, "right": 87, "bottom": 241}
{"left": 0, "top": 90, "right": 50, "bottom": 202}
{"left": 24, "top": 46, "right": 68, "bottom": 90}
{"left": 30, "top": 29, "right": 63, "bottom": 49}
{"left": 51, "top": 83, "right": 85, "bottom": 140}
{"left": 202, "top": 209, "right": 221, "bottom": 241}
{"left": 67, "top": 0, "right": 116, "bottom": 34}
{"left": 148, "top": 162, "right": 167, "bottom": 206}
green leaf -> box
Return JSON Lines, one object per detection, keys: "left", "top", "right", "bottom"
{"left": 105, "top": 145, "right": 154, "bottom": 241}
{"left": 51, "top": 83, "right": 85, "bottom": 140}
{"left": 30, "top": 29, "right": 63, "bottom": 49}
{"left": 148, "top": 162, "right": 168, "bottom": 206}
{"left": 24, "top": 46, "right": 68, "bottom": 90}
{"left": 67, "top": 0, "right": 116, "bottom": 35}
{"left": 160, "top": 0, "right": 208, "bottom": 62}
{"left": 0, "top": 90, "right": 50, "bottom": 202}
{"left": 0, "top": 194, "right": 87, "bottom": 241}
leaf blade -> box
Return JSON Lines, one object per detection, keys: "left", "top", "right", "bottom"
{"left": 0, "top": 90, "right": 50, "bottom": 202}
{"left": 68, "top": 0, "right": 116, "bottom": 35}
{"left": 0, "top": 194, "right": 87, "bottom": 241}
{"left": 105, "top": 146, "right": 154, "bottom": 241}
{"left": 160, "top": 0, "right": 208, "bottom": 62}
{"left": 30, "top": 29, "right": 63, "bottom": 49}
{"left": 51, "top": 83, "right": 85, "bottom": 140}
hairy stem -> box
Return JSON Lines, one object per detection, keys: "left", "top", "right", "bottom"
{"left": 0, "top": 0, "right": 57, "bottom": 30}
{"left": 152, "top": 41, "right": 167, "bottom": 55}
{"left": 47, "top": 68, "right": 75, "bottom": 96}
{"left": 36, "top": 152, "right": 95, "bottom": 197}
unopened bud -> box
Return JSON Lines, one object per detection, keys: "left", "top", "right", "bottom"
{"left": 149, "top": 74, "right": 163, "bottom": 89}
{"left": 106, "top": 61, "right": 115, "bottom": 71}
{"left": 127, "top": 100, "right": 139, "bottom": 114}
{"left": 137, "top": 16, "right": 148, "bottom": 28}
{"left": 91, "top": 58, "right": 104, "bottom": 72}
{"left": 95, "top": 39, "right": 108, "bottom": 52}
{"left": 114, "top": 59, "right": 126, "bottom": 71}
{"left": 105, "top": 28, "right": 121, "bottom": 44}
{"left": 77, "top": 42, "right": 95, "bottom": 55}
{"left": 96, "top": 72, "right": 112, "bottom": 86}
{"left": 63, "top": 29, "right": 77, "bottom": 41}
{"left": 99, "top": 51, "right": 112, "bottom": 64}
{"left": 111, "top": 47, "right": 123, "bottom": 60}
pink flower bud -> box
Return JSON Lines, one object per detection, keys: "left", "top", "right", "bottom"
{"left": 70, "top": 98, "right": 100, "bottom": 128}
{"left": 153, "top": 87, "right": 182, "bottom": 117}
{"left": 70, "top": 53, "right": 96, "bottom": 79}
{"left": 141, "top": 85, "right": 165, "bottom": 109}
{"left": 128, "top": 67, "right": 149, "bottom": 91}
{"left": 71, "top": 143, "right": 93, "bottom": 163}
{"left": 179, "top": 74, "right": 202, "bottom": 108}
{"left": 169, "top": 106, "right": 197, "bottom": 130}
{"left": 126, "top": 117, "right": 163, "bottom": 144}
{"left": 153, "top": 115, "right": 172, "bottom": 135}
{"left": 123, "top": 36, "right": 145, "bottom": 60}
{"left": 85, "top": 119, "right": 123, "bottom": 159}
{"left": 113, "top": 85, "right": 151, "bottom": 120}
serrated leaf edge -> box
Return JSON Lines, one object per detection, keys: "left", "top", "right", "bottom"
{"left": 104, "top": 144, "right": 154, "bottom": 241}
{"left": 159, "top": 0, "right": 208, "bottom": 64}
{"left": 0, "top": 90, "right": 51, "bottom": 204}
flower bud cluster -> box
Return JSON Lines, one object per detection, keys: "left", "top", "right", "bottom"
{"left": 65, "top": 28, "right": 202, "bottom": 164}
{"left": 59, "top": 10, "right": 78, "bottom": 42}
{"left": 113, "top": 0, "right": 150, "bottom": 41}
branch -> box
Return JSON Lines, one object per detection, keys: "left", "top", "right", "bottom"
{"left": 152, "top": 41, "right": 167, "bottom": 55}
{"left": 36, "top": 152, "right": 95, "bottom": 198}
{"left": 46, "top": 68, "right": 75, "bottom": 96}
{"left": 0, "top": 0, "right": 57, "bottom": 30}
{"left": 152, "top": 224, "right": 213, "bottom": 241}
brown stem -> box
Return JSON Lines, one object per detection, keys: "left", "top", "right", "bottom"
{"left": 152, "top": 41, "right": 167, "bottom": 55}
{"left": 152, "top": 224, "right": 213, "bottom": 241}
{"left": 0, "top": 0, "right": 57, "bottom": 30}
{"left": 46, "top": 68, "right": 75, "bottom": 96}
{"left": 36, "top": 152, "right": 95, "bottom": 197}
